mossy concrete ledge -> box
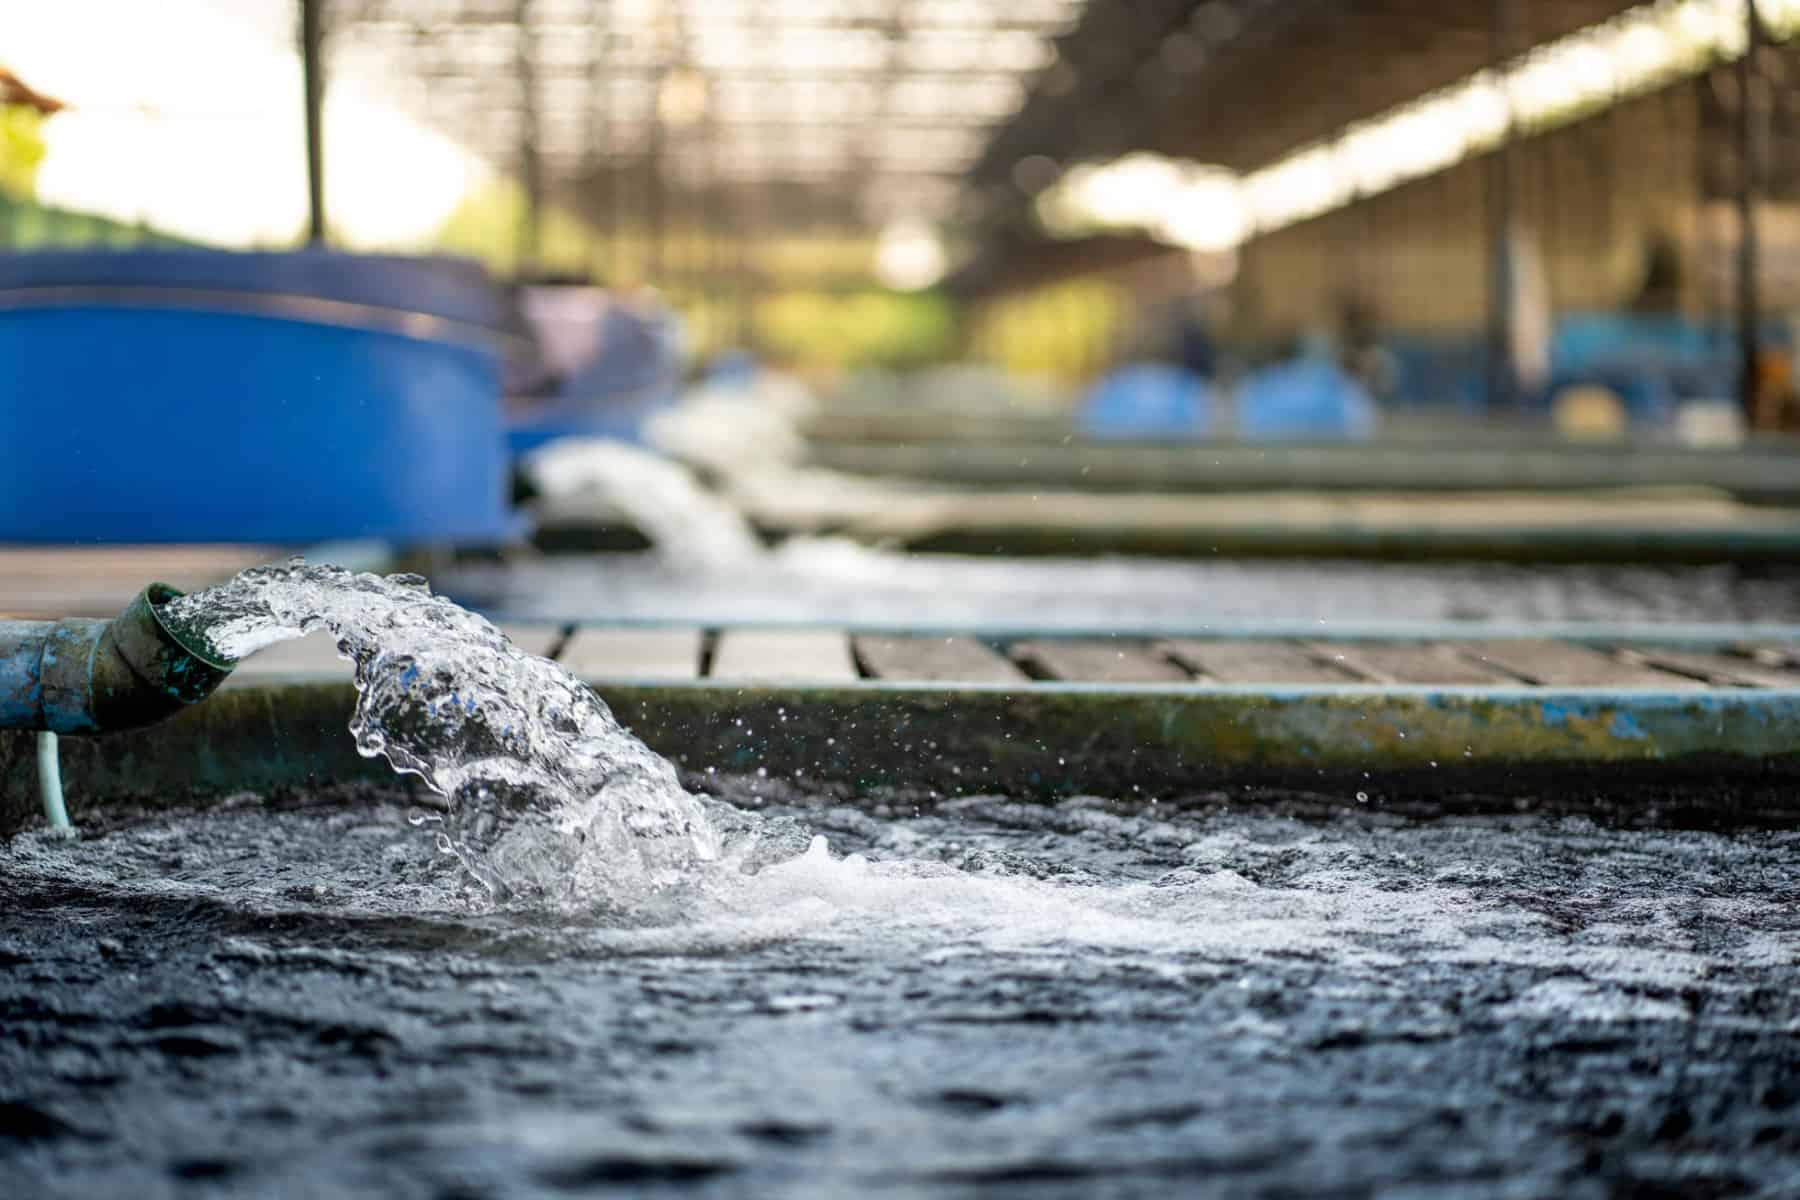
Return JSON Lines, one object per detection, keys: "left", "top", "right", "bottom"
{"left": 6, "top": 679, "right": 1800, "bottom": 831}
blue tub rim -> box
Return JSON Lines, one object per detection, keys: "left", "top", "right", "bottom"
{"left": 0, "top": 285, "right": 520, "bottom": 356}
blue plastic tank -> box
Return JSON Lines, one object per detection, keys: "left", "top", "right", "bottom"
{"left": 1236, "top": 359, "right": 1379, "bottom": 441}
{"left": 1078, "top": 364, "right": 1215, "bottom": 440}
{"left": 0, "top": 248, "right": 517, "bottom": 544}
{"left": 1543, "top": 313, "right": 1747, "bottom": 426}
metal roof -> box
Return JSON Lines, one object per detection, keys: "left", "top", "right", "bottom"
{"left": 321, "top": 1, "right": 1688, "bottom": 255}
{"left": 326, "top": 0, "right": 1088, "bottom": 228}
{"left": 967, "top": 0, "right": 1655, "bottom": 231}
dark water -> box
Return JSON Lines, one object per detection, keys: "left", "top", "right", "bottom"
{"left": 441, "top": 551, "right": 1800, "bottom": 629}
{"left": 3, "top": 789, "right": 1797, "bottom": 1199}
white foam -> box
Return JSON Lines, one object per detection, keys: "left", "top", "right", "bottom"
{"left": 530, "top": 831, "right": 1709, "bottom": 1002}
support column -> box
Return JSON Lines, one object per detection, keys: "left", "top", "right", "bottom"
{"left": 516, "top": 0, "right": 543, "bottom": 274}
{"left": 1737, "top": 1, "right": 1764, "bottom": 422}
{"left": 300, "top": 0, "right": 327, "bottom": 243}
{"left": 645, "top": 66, "right": 666, "bottom": 285}
{"left": 1484, "top": 0, "right": 1520, "bottom": 413}
{"left": 587, "top": 0, "right": 612, "bottom": 281}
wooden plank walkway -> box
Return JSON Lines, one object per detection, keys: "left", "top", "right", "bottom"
{"left": 852, "top": 635, "right": 1025, "bottom": 683}
{"left": 0, "top": 546, "right": 281, "bottom": 618}
{"left": 1737, "top": 642, "right": 1800, "bottom": 670}
{"left": 1160, "top": 639, "right": 1358, "bottom": 683}
{"left": 222, "top": 631, "right": 346, "bottom": 684}
{"left": 710, "top": 630, "right": 859, "bottom": 683}
{"left": 13, "top": 544, "right": 1797, "bottom": 698}
{"left": 1307, "top": 642, "right": 1516, "bottom": 685}
{"left": 206, "top": 622, "right": 1800, "bottom": 694}
{"left": 1010, "top": 639, "right": 1190, "bottom": 683}
{"left": 226, "top": 623, "right": 563, "bottom": 685}
{"left": 1464, "top": 639, "right": 1700, "bottom": 688}
{"left": 15, "top": 622, "right": 1800, "bottom": 820}
{"left": 499, "top": 624, "right": 564, "bottom": 659}
{"left": 20, "top": 550, "right": 1800, "bottom": 814}
{"left": 1617, "top": 647, "right": 1800, "bottom": 689}
{"left": 560, "top": 627, "right": 702, "bottom": 681}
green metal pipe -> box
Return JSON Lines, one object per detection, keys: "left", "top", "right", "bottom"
{"left": 0, "top": 583, "right": 234, "bottom": 734}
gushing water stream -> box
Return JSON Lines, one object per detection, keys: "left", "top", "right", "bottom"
{"left": 149, "top": 558, "right": 1793, "bottom": 1002}
{"left": 9, "top": 555, "right": 1792, "bottom": 1199}
{"left": 523, "top": 438, "right": 766, "bottom": 568}
{"left": 159, "top": 559, "right": 803, "bottom": 909}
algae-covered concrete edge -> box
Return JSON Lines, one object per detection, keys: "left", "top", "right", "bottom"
{"left": 6, "top": 679, "right": 1800, "bottom": 832}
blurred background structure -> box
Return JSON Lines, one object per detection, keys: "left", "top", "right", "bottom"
{"left": 10, "top": 0, "right": 1800, "bottom": 584}
{"left": 12, "top": 16, "right": 1800, "bottom": 1199}
{"left": 4, "top": 0, "right": 1797, "bottom": 407}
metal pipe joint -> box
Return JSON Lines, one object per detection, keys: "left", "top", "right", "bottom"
{"left": 0, "top": 584, "right": 234, "bottom": 734}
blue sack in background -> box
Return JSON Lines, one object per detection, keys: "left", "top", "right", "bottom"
{"left": 1236, "top": 358, "right": 1379, "bottom": 441}
{"left": 1078, "top": 364, "right": 1214, "bottom": 440}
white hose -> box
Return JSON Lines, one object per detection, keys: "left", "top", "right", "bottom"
{"left": 37, "top": 730, "right": 70, "bottom": 832}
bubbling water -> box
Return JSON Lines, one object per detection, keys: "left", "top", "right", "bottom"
{"left": 158, "top": 559, "right": 786, "bottom": 909}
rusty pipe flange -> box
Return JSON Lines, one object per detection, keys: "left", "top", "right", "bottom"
{"left": 1, "top": 584, "right": 235, "bottom": 735}
{"left": 86, "top": 583, "right": 234, "bottom": 731}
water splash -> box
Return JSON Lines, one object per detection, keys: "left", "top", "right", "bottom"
{"left": 159, "top": 558, "right": 753, "bottom": 908}
{"left": 523, "top": 439, "right": 765, "bottom": 569}
{"left": 520, "top": 434, "right": 897, "bottom": 579}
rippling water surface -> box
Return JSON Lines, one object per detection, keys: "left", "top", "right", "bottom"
{"left": 8, "top": 559, "right": 1795, "bottom": 1197}
{"left": 3, "top": 791, "right": 1796, "bottom": 1199}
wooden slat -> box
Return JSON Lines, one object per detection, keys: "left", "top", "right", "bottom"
{"left": 561, "top": 626, "right": 703, "bottom": 681}
{"left": 852, "top": 635, "right": 1026, "bottom": 683}
{"left": 710, "top": 630, "right": 858, "bottom": 683}
{"left": 0, "top": 546, "right": 278, "bottom": 618}
{"left": 1461, "top": 640, "right": 1699, "bottom": 688}
{"left": 223, "top": 623, "right": 561, "bottom": 686}
{"left": 1009, "top": 639, "right": 1190, "bottom": 683}
{"left": 1160, "top": 639, "right": 1358, "bottom": 683}
{"left": 498, "top": 623, "right": 563, "bottom": 659}
{"left": 1309, "top": 642, "right": 1517, "bottom": 685}
{"left": 222, "top": 631, "right": 346, "bottom": 684}
{"left": 1740, "top": 642, "right": 1800, "bottom": 668}
{"left": 1618, "top": 647, "right": 1800, "bottom": 689}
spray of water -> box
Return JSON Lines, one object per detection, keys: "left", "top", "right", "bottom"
{"left": 523, "top": 439, "right": 765, "bottom": 569}
{"left": 158, "top": 558, "right": 801, "bottom": 910}
{"left": 70, "top": 558, "right": 1774, "bottom": 1015}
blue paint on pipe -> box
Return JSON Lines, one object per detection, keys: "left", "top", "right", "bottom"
{"left": 2, "top": 618, "right": 104, "bottom": 733}
{"left": 0, "top": 629, "right": 44, "bottom": 730}
{"left": 1, "top": 587, "right": 232, "bottom": 734}
{"left": 1539, "top": 701, "right": 1573, "bottom": 729}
